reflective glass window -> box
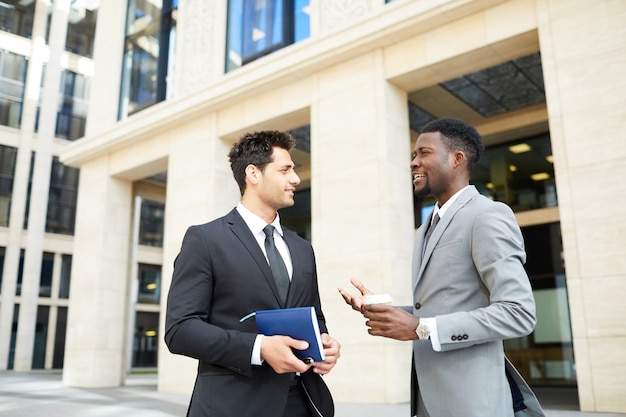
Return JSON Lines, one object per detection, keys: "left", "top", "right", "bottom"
{"left": 0, "top": 247, "right": 5, "bottom": 294}
{"left": 0, "top": 50, "right": 28, "bottom": 129}
{"left": 119, "top": 0, "right": 177, "bottom": 118}
{"left": 58, "top": 254, "right": 72, "bottom": 299}
{"left": 133, "top": 311, "right": 159, "bottom": 367}
{"left": 66, "top": 1, "right": 98, "bottom": 58}
{"left": 39, "top": 252, "right": 54, "bottom": 297}
{"left": 226, "top": 0, "right": 310, "bottom": 72}
{"left": 0, "top": 0, "right": 35, "bottom": 38}
{"left": 55, "top": 70, "right": 90, "bottom": 141}
{"left": 0, "top": 145, "right": 18, "bottom": 227}
{"left": 139, "top": 199, "right": 164, "bottom": 247}
{"left": 32, "top": 305, "right": 50, "bottom": 369}
{"left": 46, "top": 157, "right": 80, "bottom": 235}
{"left": 137, "top": 263, "right": 161, "bottom": 304}
{"left": 52, "top": 306, "right": 68, "bottom": 368}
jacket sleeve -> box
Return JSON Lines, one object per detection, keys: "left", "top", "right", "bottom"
{"left": 435, "top": 202, "right": 536, "bottom": 352}
{"left": 164, "top": 225, "right": 257, "bottom": 376}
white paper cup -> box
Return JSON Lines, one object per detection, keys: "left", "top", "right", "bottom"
{"left": 363, "top": 294, "right": 393, "bottom": 305}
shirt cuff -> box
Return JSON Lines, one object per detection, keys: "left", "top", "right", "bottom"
{"left": 251, "top": 334, "right": 264, "bottom": 365}
{"left": 421, "top": 317, "right": 441, "bottom": 352}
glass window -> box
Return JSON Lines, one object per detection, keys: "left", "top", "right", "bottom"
{"left": 473, "top": 133, "right": 557, "bottom": 212}
{"left": 119, "top": 0, "right": 177, "bottom": 118}
{"left": 55, "top": 70, "right": 90, "bottom": 141}
{"left": 58, "top": 254, "right": 72, "bottom": 299}
{"left": 66, "top": 1, "right": 98, "bottom": 58}
{"left": 46, "top": 157, "right": 80, "bottom": 235}
{"left": 137, "top": 263, "right": 161, "bottom": 304}
{"left": 39, "top": 252, "right": 54, "bottom": 297}
{"left": 0, "top": 145, "right": 18, "bottom": 227}
{"left": 133, "top": 311, "right": 159, "bottom": 367}
{"left": 15, "top": 248, "right": 24, "bottom": 296}
{"left": 139, "top": 199, "right": 164, "bottom": 247}
{"left": 7, "top": 304, "right": 19, "bottom": 369}
{"left": 32, "top": 305, "right": 50, "bottom": 369}
{"left": 505, "top": 223, "right": 575, "bottom": 386}
{"left": 0, "top": 247, "right": 5, "bottom": 294}
{"left": 52, "top": 306, "right": 68, "bottom": 368}
{"left": 0, "top": 50, "right": 28, "bottom": 129}
{"left": 226, "top": 0, "right": 310, "bottom": 72}
{"left": 0, "top": 0, "right": 35, "bottom": 38}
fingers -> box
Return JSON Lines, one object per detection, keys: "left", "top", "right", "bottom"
{"left": 349, "top": 277, "right": 371, "bottom": 296}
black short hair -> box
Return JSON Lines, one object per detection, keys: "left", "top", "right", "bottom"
{"left": 420, "top": 118, "right": 484, "bottom": 171}
{"left": 228, "top": 130, "right": 296, "bottom": 195}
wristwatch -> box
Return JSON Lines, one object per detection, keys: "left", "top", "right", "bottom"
{"left": 415, "top": 321, "right": 430, "bottom": 340}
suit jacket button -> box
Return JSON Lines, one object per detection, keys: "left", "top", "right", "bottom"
{"left": 451, "top": 335, "right": 457, "bottom": 341}
{"left": 462, "top": 334, "right": 468, "bottom": 340}
{"left": 414, "top": 303, "right": 422, "bottom": 309}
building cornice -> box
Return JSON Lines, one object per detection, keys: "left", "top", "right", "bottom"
{"left": 60, "top": 0, "right": 508, "bottom": 167}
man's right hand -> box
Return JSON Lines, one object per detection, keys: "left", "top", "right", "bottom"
{"left": 338, "top": 277, "right": 374, "bottom": 313}
{"left": 261, "top": 335, "right": 313, "bottom": 374}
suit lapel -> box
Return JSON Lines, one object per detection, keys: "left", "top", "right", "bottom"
{"left": 413, "top": 187, "right": 479, "bottom": 291}
{"left": 226, "top": 209, "right": 285, "bottom": 307}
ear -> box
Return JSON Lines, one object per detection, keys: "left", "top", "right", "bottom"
{"left": 245, "top": 164, "right": 261, "bottom": 185}
{"left": 452, "top": 150, "right": 466, "bottom": 168}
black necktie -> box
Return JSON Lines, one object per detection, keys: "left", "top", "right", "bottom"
{"left": 423, "top": 213, "right": 440, "bottom": 255}
{"left": 263, "top": 225, "right": 290, "bottom": 304}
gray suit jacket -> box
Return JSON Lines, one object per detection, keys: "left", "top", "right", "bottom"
{"left": 165, "top": 209, "right": 333, "bottom": 417}
{"left": 409, "top": 186, "right": 544, "bottom": 417}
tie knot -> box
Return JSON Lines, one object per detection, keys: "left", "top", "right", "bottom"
{"left": 263, "top": 225, "right": 275, "bottom": 238}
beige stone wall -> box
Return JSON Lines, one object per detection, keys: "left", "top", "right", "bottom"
{"left": 536, "top": 0, "right": 626, "bottom": 412}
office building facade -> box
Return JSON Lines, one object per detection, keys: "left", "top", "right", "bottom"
{"left": 1, "top": 0, "right": 624, "bottom": 413}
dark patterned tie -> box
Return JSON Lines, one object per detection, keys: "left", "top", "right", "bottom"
{"left": 423, "top": 213, "right": 440, "bottom": 255}
{"left": 263, "top": 225, "right": 290, "bottom": 304}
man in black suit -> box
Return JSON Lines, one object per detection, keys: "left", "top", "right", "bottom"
{"left": 165, "top": 130, "right": 340, "bottom": 417}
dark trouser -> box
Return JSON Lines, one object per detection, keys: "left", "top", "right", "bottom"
{"left": 282, "top": 383, "right": 311, "bottom": 417}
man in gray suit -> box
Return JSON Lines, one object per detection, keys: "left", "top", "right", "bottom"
{"left": 166, "top": 130, "right": 340, "bottom": 417}
{"left": 340, "top": 118, "right": 544, "bottom": 417}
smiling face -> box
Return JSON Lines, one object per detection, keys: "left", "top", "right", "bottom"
{"left": 254, "top": 147, "right": 301, "bottom": 212}
{"left": 410, "top": 131, "right": 463, "bottom": 206}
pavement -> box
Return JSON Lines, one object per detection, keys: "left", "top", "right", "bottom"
{"left": 0, "top": 370, "right": 624, "bottom": 417}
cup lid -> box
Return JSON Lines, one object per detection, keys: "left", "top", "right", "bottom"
{"left": 363, "top": 293, "right": 393, "bottom": 304}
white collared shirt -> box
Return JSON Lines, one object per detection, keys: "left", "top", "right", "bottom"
{"left": 236, "top": 202, "right": 293, "bottom": 278}
{"left": 236, "top": 202, "right": 293, "bottom": 365}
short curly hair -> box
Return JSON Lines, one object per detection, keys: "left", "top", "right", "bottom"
{"left": 420, "top": 118, "right": 484, "bottom": 171}
{"left": 228, "top": 130, "right": 296, "bottom": 195}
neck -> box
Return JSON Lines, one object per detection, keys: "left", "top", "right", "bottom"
{"left": 241, "top": 196, "right": 277, "bottom": 224}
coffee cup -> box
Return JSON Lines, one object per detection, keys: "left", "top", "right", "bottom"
{"left": 363, "top": 293, "right": 393, "bottom": 305}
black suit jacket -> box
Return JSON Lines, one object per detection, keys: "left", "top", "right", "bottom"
{"left": 165, "top": 208, "right": 333, "bottom": 417}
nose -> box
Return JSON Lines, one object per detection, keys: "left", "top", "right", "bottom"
{"left": 291, "top": 171, "right": 301, "bottom": 185}
{"left": 410, "top": 154, "right": 420, "bottom": 168}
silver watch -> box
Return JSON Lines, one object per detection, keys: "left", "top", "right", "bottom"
{"left": 415, "top": 322, "right": 430, "bottom": 339}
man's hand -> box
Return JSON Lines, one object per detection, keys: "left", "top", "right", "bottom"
{"left": 312, "top": 333, "right": 340, "bottom": 375}
{"left": 363, "top": 304, "right": 420, "bottom": 341}
{"left": 261, "top": 335, "right": 313, "bottom": 374}
{"left": 338, "top": 278, "right": 373, "bottom": 312}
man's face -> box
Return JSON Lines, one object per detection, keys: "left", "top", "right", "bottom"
{"left": 410, "top": 131, "right": 455, "bottom": 200}
{"left": 257, "top": 147, "right": 301, "bottom": 210}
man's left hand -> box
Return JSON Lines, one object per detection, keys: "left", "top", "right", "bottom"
{"left": 312, "top": 333, "right": 341, "bottom": 374}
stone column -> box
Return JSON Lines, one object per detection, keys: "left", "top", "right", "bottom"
{"left": 157, "top": 114, "right": 241, "bottom": 393}
{"left": 62, "top": 157, "right": 133, "bottom": 387}
{"left": 310, "top": 50, "right": 414, "bottom": 403}
{"left": 84, "top": 0, "right": 126, "bottom": 136}
{"left": 536, "top": 0, "right": 626, "bottom": 413}
{"left": 0, "top": 0, "right": 49, "bottom": 371}
{"left": 13, "top": 0, "right": 70, "bottom": 372}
